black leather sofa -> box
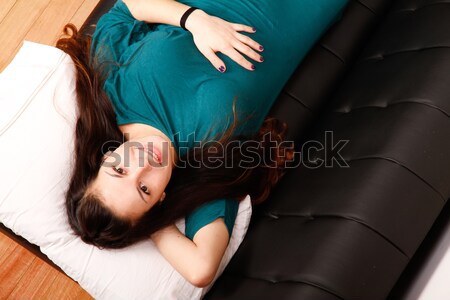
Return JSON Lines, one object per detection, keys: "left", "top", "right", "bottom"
{"left": 81, "top": 0, "right": 450, "bottom": 299}
{"left": 2, "top": 0, "right": 447, "bottom": 299}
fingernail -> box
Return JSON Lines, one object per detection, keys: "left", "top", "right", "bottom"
{"left": 219, "top": 66, "right": 225, "bottom": 72}
{"left": 260, "top": 56, "right": 264, "bottom": 62}
{"left": 251, "top": 64, "right": 256, "bottom": 70}
{"left": 252, "top": 27, "right": 256, "bottom": 32}
{"left": 259, "top": 46, "right": 264, "bottom": 51}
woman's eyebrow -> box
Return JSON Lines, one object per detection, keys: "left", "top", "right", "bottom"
{"left": 104, "top": 171, "right": 148, "bottom": 204}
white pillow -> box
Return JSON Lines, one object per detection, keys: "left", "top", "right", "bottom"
{"left": 0, "top": 40, "right": 252, "bottom": 300}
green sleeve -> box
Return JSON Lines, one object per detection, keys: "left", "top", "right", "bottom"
{"left": 90, "top": 0, "right": 151, "bottom": 66}
{"left": 185, "top": 199, "right": 240, "bottom": 241}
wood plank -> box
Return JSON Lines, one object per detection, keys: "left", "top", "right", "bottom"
{"left": 7, "top": 258, "right": 59, "bottom": 299}
{"left": 24, "top": 0, "right": 85, "bottom": 46}
{"left": 0, "top": 0, "right": 16, "bottom": 24}
{"left": 0, "top": 233, "right": 94, "bottom": 299}
{"left": 0, "top": 231, "right": 16, "bottom": 258}
{"left": 40, "top": 272, "right": 94, "bottom": 300}
{"left": 0, "top": 0, "right": 101, "bottom": 72}
{"left": 0, "top": 245, "right": 36, "bottom": 299}
{"left": 0, "top": 0, "right": 49, "bottom": 71}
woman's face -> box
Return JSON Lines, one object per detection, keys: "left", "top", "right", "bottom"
{"left": 89, "top": 135, "right": 175, "bottom": 221}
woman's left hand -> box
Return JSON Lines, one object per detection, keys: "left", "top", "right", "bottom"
{"left": 184, "top": 9, "right": 265, "bottom": 73}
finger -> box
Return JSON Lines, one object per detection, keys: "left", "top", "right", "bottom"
{"left": 234, "top": 32, "right": 264, "bottom": 52}
{"left": 198, "top": 47, "right": 227, "bottom": 73}
{"left": 230, "top": 23, "right": 256, "bottom": 33}
{"left": 222, "top": 47, "right": 255, "bottom": 71}
{"left": 232, "top": 39, "right": 264, "bottom": 63}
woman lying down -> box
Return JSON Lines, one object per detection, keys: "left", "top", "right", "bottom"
{"left": 56, "top": 0, "right": 342, "bottom": 288}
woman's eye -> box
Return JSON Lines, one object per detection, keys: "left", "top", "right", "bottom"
{"left": 113, "top": 166, "right": 124, "bottom": 174}
{"left": 140, "top": 182, "right": 150, "bottom": 195}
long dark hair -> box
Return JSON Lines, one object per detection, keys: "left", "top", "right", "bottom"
{"left": 57, "top": 23, "right": 294, "bottom": 249}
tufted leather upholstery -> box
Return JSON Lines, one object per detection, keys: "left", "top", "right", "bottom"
{"left": 81, "top": 0, "right": 450, "bottom": 299}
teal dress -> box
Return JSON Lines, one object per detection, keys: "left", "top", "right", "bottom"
{"left": 91, "top": 0, "right": 348, "bottom": 241}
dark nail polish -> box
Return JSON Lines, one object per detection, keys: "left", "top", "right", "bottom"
{"left": 260, "top": 57, "right": 264, "bottom": 62}
{"left": 259, "top": 46, "right": 264, "bottom": 51}
{"left": 219, "top": 66, "right": 225, "bottom": 72}
{"left": 252, "top": 27, "right": 256, "bottom": 32}
{"left": 251, "top": 65, "right": 256, "bottom": 70}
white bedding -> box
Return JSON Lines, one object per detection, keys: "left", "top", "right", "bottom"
{"left": 0, "top": 40, "right": 252, "bottom": 300}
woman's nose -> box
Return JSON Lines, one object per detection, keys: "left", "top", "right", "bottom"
{"left": 131, "top": 147, "right": 152, "bottom": 170}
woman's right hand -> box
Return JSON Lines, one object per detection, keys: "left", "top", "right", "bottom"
{"left": 184, "top": 9, "right": 265, "bottom": 73}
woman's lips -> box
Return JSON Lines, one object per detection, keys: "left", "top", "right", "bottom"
{"left": 134, "top": 143, "right": 162, "bottom": 166}
{"left": 134, "top": 145, "right": 162, "bottom": 165}
{"left": 146, "top": 145, "right": 162, "bottom": 165}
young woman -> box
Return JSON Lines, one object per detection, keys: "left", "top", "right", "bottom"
{"left": 57, "top": 0, "right": 347, "bottom": 288}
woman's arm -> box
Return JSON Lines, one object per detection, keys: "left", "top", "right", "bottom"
{"left": 122, "top": 0, "right": 264, "bottom": 72}
{"left": 123, "top": 0, "right": 201, "bottom": 28}
{"left": 150, "top": 218, "right": 229, "bottom": 288}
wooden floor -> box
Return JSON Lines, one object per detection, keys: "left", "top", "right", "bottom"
{"left": 0, "top": 0, "right": 100, "bottom": 298}
{"left": 0, "top": 0, "right": 100, "bottom": 72}
{"left": 0, "top": 234, "right": 93, "bottom": 300}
